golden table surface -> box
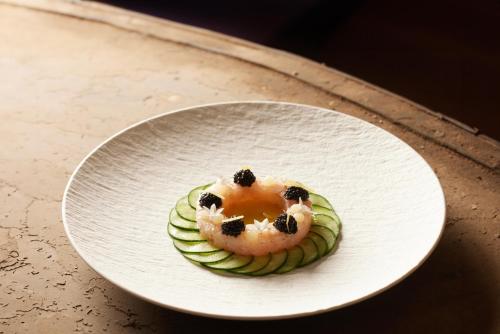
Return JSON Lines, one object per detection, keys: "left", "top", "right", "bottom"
{"left": 0, "top": 1, "right": 499, "bottom": 333}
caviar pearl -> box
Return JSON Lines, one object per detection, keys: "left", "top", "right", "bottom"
{"left": 273, "top": 213, "right": 298, "bottom": 234}
{"left": 284, "top": 186, "right": 309, "bottom": 201}
{"left": 233, "top": 169, "right": 256, "bottom": 187}
{"left": 221, "top": 217, "right": 246, "bottom": 237}
{"left": 199, "top": 192, "right": 223, "bottom": 209}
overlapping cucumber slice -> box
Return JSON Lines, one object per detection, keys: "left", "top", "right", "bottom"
{"left": 312, "top": 205, "right": 339, "bottom": 222}
{"left": 309, "top": 193, "right": 333, "bottom": 210}
{"left": 168, "top": 223, "right": 205, "bottom": 242}
{"left": 168, "top": 189, "right": 341, "bottom": 276}
{"left": 183, "top": 250, "right": 232, "bottom": 263}
{"left": 275, "top": 247, "right": 304, "bottom": 274}
{"left": 173, "top": 239, "right": 221, "bottom": 253}
{"left": 204, "top": 254, "right": 254, "bottom": 270}
{"left": 169, "top": 208, "right": 198, "bottom": 230}
{"left": 312, "top": 213, "right": 340, "bottom": 237}
{"left": 307, "top": 232, "right": 328, "bottom": 257}
{"left": 310, "top": 225, "right": 336, "bottom": 254}
{"left": 230, "top": 253, "right": 271, "bottom": 274}
{"left": 249, "top": 250, "right": 288, "bottom": 276}
{"left": 187, "top": 183, "right": 212, "bottom": 209}
{"left": 298, "top": 237, "right": 319, "bottom": 267}
{"left": 175, "top": 196, "right": 196, "bottom": 221}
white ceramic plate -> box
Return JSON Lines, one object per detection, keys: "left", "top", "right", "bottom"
{"left": 63, "top": 101, "right": 445, "bottom": 319}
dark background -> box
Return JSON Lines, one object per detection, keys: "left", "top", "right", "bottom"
{"left": 96, "top": 0, "right": 500, "bottom": 140}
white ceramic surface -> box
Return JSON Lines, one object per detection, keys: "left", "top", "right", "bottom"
{"left": 62, "top": 101, "right": 445, "bottom": 319}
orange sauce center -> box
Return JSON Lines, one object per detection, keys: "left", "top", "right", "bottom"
{"left": 223, "top": 189, "right": 286, "bottom": 225}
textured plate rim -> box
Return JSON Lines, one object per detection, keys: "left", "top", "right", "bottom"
{"left": 61, "top": 100, "right": 446, "bottom": 320}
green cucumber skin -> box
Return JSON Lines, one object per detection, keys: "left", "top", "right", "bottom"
{"left": 230, "top": 254, "right": 272, "bottom": 274}
{"left": 170, "top": 187, "right": 341, "bottom": 276}
{"left": 204, "top": 254, "right": 254, "bottom": 270}
{"left": 312, "top": 214, "right": 340, "bottom": 237}
{"left": 173, "top": 239, "right": 221, "bottom": 253}
{"left": 310, "top": 225, "right": 336, "bottom": 253}
{"left": 175, "top": 196, "right": 197, "bottom": 221}
{"left": 169, "top": 208, "right": 199, "bottom": 231}
{"left": 167, "top": 222, "right": 206, "bottom": 242}
{"left": 309, "top": 193, "right": 333, "bottom": 210}
{"left": 276, "top": 247, "right": 304, "bottom": 274}
{"left": 249, "top": 251, "right": 288, "bottom": 276}
{"left": 312, "top": 205, "right": 340, "bottom": 222}
{"left": 307, "top": 232, "right": 328, "bottom": 257}
{"left": 182, "top": 250, "right": 232, "bottom": 264}
{"left": 298, "top": 237, "right": 319, "bottom": 267}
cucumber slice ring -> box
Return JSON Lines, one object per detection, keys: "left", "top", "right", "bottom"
{"left": 169, "top": 183, "right": 342, "bottom": 276}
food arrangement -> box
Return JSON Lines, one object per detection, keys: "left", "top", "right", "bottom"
{"left": 168, "top": 169, "right": 341, "bottom": 276}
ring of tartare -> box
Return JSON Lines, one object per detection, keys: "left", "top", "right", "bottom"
{"left": 195, "top": 169, "right": 313, "bottom": 256}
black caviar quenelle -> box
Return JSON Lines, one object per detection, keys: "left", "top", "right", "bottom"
{"left": 273, "top": 213, "right": 298, "bottom": 234}
{"left": 199, "top": 192, "right": 222, "bottom": 209}
{"left": 233, "top": 169, "right": 256, "bottom": 187}
{"left": 284, "top": 186, "right": 309, "bottom": 201}
{"left": 221, "top": 217, "right": 246, "bottom": 237}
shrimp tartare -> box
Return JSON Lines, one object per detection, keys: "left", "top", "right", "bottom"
{"left": 196, "top": 169, "right": 313, "bottom": 256}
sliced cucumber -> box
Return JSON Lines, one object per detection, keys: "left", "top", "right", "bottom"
{"left": 182, "top": 250, "right": 232, "bottom": 263}
{"left": 276, "top": 247, "right": 304, "bottom": 274}
{"left": 312, "top": 205, "right": 340, "bottom": 222}
{"left": 309, "top": 193, "right": 333, "bottom": 210}
{"left": 169, "top": 208, "right": 199, "bottom": 231}
{"left": 231, "top": 253, "right": 271, "bottom": 274}
{"left": 168, "top": 223, "right": 205, "bottom": 242}
{"left": 187, "top": 183, "right": 212, "bottom": 209}
{"left": 173, "top": 239, "right": 221, "bottom": 253}
{"left": 249, "top": 250, "right": 288, "bottom": 276}
{"left": 313, "top": 214, "right": 340, "bottom": 237}
{"left": 170, "top": 188, "right": 340, "bottom": 275}
{"left": 204, "top": 254, "right": 253, "bottom": 270}
{"left": 307, "top": 231, "right": 328, "bottom": 257}
{"left": 298, "top": 237, "right": 319, "bottom": 267}
{"left": 310, "top": 225, "right": 336, "bottom": 253}
{"left": 175, "top": 196, "right": 196, "bottom": 221}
